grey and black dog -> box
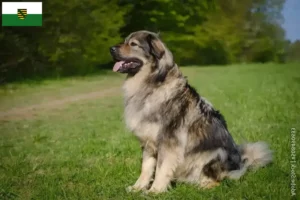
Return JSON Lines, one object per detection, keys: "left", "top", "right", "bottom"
{"left": 109, "top": 30, "right": 273, "bottom": 194}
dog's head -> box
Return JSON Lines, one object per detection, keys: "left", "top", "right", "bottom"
{"left": 110, "top": 30, "right": 174, "bottom": 80}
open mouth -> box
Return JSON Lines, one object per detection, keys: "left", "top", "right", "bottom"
{"left": 113, "top": 58, "right": 143, "bottom": 73}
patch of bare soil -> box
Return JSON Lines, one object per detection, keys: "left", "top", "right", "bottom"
{"left": 0, "top": 87, "right": 120, "bottom": 121}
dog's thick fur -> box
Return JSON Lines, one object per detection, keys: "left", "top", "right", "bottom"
{"left": 110, "top": 30, "right": 273, "bottom": 194}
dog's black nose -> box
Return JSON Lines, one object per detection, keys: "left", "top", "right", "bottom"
{"left": 110, "top": 46, "right": 117, "bottom": 54}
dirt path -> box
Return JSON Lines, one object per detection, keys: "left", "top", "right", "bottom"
{"left": 0, "top": 87, "right": 121, "bottom": 121}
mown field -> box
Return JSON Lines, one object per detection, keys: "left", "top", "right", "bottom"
{"left": 0, "top": 63, "right": 299, "bottom": 200}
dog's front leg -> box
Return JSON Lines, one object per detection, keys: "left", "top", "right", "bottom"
{"left": 147, "top": 145, "right": 184, "bottom": 194}
{"left": 127, "top": 144, "right": 156, "bottom": 192}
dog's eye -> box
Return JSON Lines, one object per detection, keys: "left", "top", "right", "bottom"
{"left": 130, "top": 42, "right": 138, "bottom": 47}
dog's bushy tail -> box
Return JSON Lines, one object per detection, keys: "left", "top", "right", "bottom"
{"left": 227, "top": 142, "right": 273, "bottom": 180}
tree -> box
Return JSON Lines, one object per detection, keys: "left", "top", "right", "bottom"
{"left": 286, "top": 40, "right": 300, "bottom": 62}
{"left": 0, "top": 0, "right": 128, "bottom": 82}
{"left": 0, "top": 0, "right": 289, "bottom": 83}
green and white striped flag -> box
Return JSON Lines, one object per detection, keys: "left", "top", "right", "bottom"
{"left": 2, "top": 2, "right": 42, "bottom": 26}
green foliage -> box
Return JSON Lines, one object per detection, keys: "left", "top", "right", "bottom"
{"left": 1, "top": 0, "right": 129, "bottom": 82}
{"left": 0, "top": 0, "right": 290, "bottom": 83}
{"left": 41, "top": 0, "right": 127, "bottom": 69}
{"left": 286, "top": 40, "right": 300, "bottom": 62}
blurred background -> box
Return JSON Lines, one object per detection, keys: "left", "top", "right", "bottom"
{"left": 1, "top": 0, "right": 299, "bottom": 83}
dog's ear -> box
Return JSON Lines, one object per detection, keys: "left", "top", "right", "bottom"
{"left": 147, "top": 33, "right": 174, "bottom": 82}
{"left": 147, "top": 34, "right": 167, "bottom": 82}
{"left": 147, "top": 34, "right": 165, "bottom": 60}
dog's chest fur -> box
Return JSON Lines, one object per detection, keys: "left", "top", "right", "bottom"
{"left": 122, "top": 72, "right": 186, "bottom": 145}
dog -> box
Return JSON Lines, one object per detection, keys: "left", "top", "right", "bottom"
{"left": 109, "top": 30, "right": 273, "bottom": 194}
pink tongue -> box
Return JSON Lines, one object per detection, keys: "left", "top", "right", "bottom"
{"left": 113, "top": 61, "right": 125, "bottom": 72}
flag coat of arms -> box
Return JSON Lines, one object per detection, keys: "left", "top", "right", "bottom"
{"left": 2, "top": 2, "right": 42, "bottom": 26}
{"left": 18, "top": 9, "right": 28, "bottom": 20}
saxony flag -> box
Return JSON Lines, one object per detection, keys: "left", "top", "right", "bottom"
{"left": 2, "top": 2, "right": 42, "bottom": 26}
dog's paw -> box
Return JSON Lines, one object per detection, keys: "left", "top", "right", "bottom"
{"left": 126, "top": 185, "right": 146, "bottom": 193}
{"left": 144, "top": 186, "right": 168, "bottom": 195}
{"left": 200, "top": 180, "right": 220, "bottom": 189}
{"left": 126, "top": 186, "right": 138, "bottom": 193}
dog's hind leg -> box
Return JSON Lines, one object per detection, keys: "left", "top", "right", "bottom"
{"left": 127, "top": 144, "right": 157, "bottom": 192}
{"left": 199, "top": 155, "right": 226, "bottom": 189}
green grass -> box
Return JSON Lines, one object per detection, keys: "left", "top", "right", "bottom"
{"left": 0, "top": 63, "right": 299, "bottom": 200}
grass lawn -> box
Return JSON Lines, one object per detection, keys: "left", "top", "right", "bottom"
{"left": 0, "top": 63, "right": 299, "bottom": 200}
